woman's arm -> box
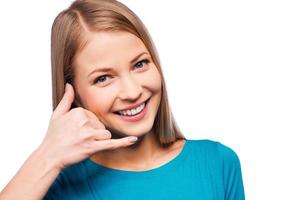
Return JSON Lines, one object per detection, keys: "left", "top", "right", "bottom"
{"left": 0, "top": 145, "right": 61, "bottom": 200}
{"left": 0, "top": 83, "right": 138, "bottom": 200}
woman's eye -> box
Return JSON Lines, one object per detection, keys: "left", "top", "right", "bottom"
{"left": 94, "top": 75, "right": 110, "bottom": 84}
{"left": 134, "top": 59, "right": 150, "bottom": 69}
{"left": 93, "top": 59, "right": 150, "bottom": 85}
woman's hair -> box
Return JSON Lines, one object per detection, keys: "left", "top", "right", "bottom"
{"left": 51, "top": 0, "right": 185, "bottom": 145}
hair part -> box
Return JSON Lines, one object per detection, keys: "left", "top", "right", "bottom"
{"left": 51, "top": 0, "right": 185, "bottom": 146}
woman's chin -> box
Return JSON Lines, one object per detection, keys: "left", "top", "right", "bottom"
{"left": 107, "top": 126, "right": 152, "bottom": 139}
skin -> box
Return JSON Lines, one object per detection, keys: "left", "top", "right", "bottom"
{"left": 73, "top": 31, "right": 185, "bottom": 170}
{"left": 0, "top": 30, "right": 186, "bottom": 200}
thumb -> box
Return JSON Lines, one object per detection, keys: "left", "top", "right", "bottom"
{"left": 52, "top": 83, "right": 75, "bottom": 119}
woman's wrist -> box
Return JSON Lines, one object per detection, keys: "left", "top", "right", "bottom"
{"left": 34, "top": 143, "right": 63, "bottom": 173}
{"left": 0, "top": 144, "right": 63, "bottom": 200}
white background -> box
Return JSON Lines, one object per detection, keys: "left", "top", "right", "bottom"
{"left": 0, "top": 0, "right": 299, "bottom": 199}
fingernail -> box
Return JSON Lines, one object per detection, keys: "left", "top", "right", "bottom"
{"left": 128, "top": 136, "right": 138, "bottom": 142}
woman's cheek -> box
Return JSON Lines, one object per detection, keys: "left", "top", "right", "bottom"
{"left": 92, "top": 85, "right": 119, "bottom": 112}
{"left": 146, "top": 67, "right": 162, "bottom": 91}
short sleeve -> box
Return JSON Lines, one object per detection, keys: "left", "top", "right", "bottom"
{"left": 216, "top": 142, "right": 245, "bottom": 200}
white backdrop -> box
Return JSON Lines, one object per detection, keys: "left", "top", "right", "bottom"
{"left": 0, "top": 0, "right": 299, "bottom": 199}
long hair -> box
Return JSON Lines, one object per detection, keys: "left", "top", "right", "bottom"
{"left": 51, "top": 0, "right": 185, "bottom": 145}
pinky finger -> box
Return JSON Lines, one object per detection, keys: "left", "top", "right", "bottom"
{"left": 92, "top": 136, "right": 138, "bottom": 152}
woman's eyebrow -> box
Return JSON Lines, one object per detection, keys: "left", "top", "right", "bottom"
{"left": 87, "top": 52, "right": 148, "bottom": 78}
{"left": 130, "top": 52, "right": 148, "bottom": 65}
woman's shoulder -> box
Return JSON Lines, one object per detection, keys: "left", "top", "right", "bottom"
{"left": 185, "top": 139, "right": 245, "bottom": 198}
{"left": 186, "top": 139, "right": 241, "bottom": 164}
{"left": 187, "top": 138, "right": 237, "bottom": 151}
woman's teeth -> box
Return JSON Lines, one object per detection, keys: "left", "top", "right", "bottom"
{"left": 118, "top": 102, "right": 145, "bottom": 116}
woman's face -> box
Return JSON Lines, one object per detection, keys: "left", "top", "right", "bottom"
{"left": 73, "top": 31, "right": 162, "bottom": 138}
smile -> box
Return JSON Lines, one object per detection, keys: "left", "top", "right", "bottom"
{"left": 118, "top": 102, "right": 146, "bottom": 116}
{"left": 114, "top": 98, "right": 150, "bottom": 122}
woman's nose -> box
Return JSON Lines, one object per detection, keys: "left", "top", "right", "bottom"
{"left": 118, "top": 75, "right": 143, "bottom": 101}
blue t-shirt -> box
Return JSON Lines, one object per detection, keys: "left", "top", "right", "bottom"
{"left": 44, "top": 139, "right": 245, "bottom": 200}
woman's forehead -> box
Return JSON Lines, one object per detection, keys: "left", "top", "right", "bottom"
{"left": 74, "top": 31, "right": 149, "bottom": 74}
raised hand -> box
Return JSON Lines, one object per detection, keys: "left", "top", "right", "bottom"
{"left": 39, "top": 83, "right": 138, "bottom": 170}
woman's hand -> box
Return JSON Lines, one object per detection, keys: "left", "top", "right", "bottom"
{"left": 38, "top": 83, "right": 138, "bottom": 171}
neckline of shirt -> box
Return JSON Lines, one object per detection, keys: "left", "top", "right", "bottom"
{"left": 85, "top": 139, "right": 190, "bottom": 175}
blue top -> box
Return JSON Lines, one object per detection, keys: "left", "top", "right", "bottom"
{"left": 44, "top": 139, "right": 245, "bottom": 200}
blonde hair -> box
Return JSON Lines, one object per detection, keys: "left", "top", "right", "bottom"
{"left": 51, "top": 0, "right": 185, "bottom": 145}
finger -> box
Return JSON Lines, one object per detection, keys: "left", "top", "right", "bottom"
{"left": 92, "top": 136, "right": 138, "bottom": 151}
{"left": 83, "top": 119, "right": 105, "bottom": 130}
{"left": 92, "top": 129, "right": 112, "bottom": 141}
{"left": 81, "top": 127, "right": 110, "bottom": 141}
{"left": 84, "top": 109, "right": 104, "bottom": 125}
{"left": 52, "top": 83, "right": 75, "bottom": 119}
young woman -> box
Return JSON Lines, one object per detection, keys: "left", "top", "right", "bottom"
{"left": 0, "top": 0, "right": 245, "bottom": 199}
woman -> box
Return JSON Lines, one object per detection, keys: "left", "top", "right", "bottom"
{"left": 0, "top": 0, "right": 245, "bottom": 199}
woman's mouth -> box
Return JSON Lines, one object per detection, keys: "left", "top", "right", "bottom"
{"left": 113, "top": 98, "right": 150, "bottom": 122}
